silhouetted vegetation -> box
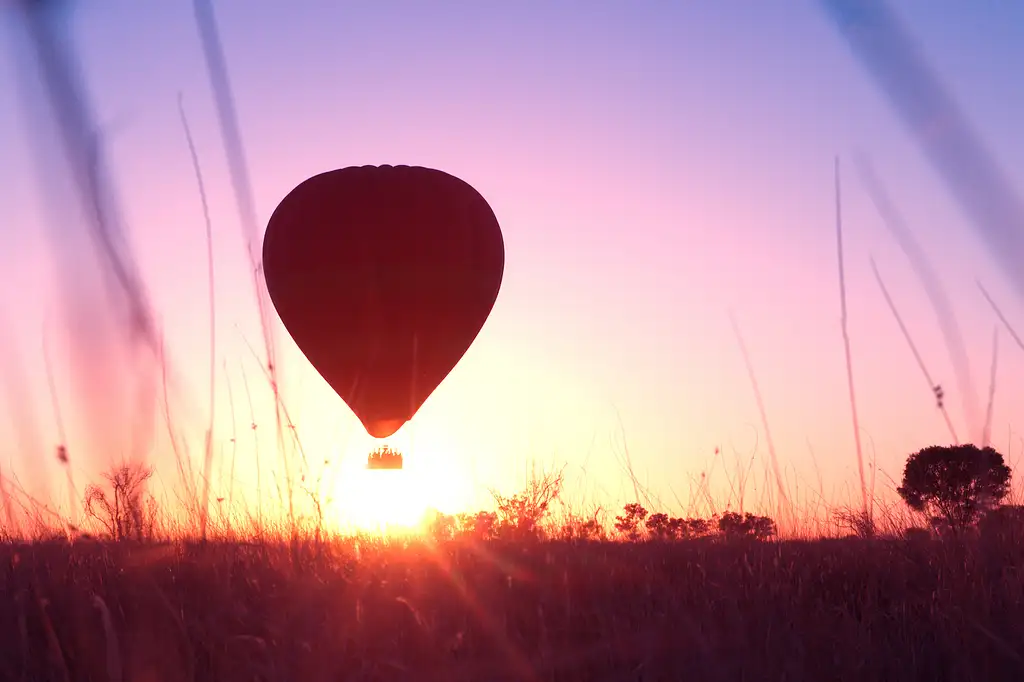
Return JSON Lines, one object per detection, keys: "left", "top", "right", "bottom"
{"left": 897, "top": 444, "right": 1011, "bottom": 532}
{"left": 3, "top": 454, "right": 1024, "bottom": 681}
{"left": 82, "top": 462, "right": 158, "bottom": 542}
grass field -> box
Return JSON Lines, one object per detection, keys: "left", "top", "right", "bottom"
{"left": 4, "top": 518, "right": 1024, "bottom": 682}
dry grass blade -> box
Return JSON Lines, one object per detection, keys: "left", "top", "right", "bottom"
{"left": 833, "top": 157, "right": 869, "bottom": 521}
{"left": 37, "top": 596, "right": 70, "bottom": 682}
{"left": 855, "top": 156, "right": 981, "bottom": 443}
{"left": 42, "top": 317, "right": 78, "bottom": 525}
{"left": 191, "top": 0, "right": 295, "bottom": 530}
{"left": 92, "top": 594, "right": 123, "bottom": 682}
{"left": 982, "top": 328, "right": 999, "bottom": 449}
{"left": 820, "top": 0, "right": 1024, "bottom": 299}
{"left": 977, "top": 280, "right": 1024, "bottom": 354}
{"left": 177, "top": 94, "right": 218, "bottom": 542}
{"left": 729, "top": 312, "right": 793, "bottom": 524}
{"left": 870, "top": 257, "right": 959, "bottom": 444}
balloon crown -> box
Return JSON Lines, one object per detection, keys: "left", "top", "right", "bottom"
{"left": 367, "top": 445, "right": 404, "bottom": 470}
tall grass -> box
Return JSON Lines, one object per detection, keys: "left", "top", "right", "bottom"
{"left": 978, "top": 281, "right": 1024, "bottom": 354}
{"left": 14, "top": 0, "right": 164, "bottom": 469}
{"left": 983, "top": 328, "right": 1000, "bottom": 449}
{"left": 42, "top": 319, "right": 78, "bottom": 526}
{"left": 821, "top": 0, "right": 1024, "bottom": 300}
{"left": 870, "top": 257, "right": 960, "bottom": 444}
{"left": 191, "top": 0, "right": 296, "bottom": 530}
{"left": 856, "top": 157, "right": 981, "bottom": 444}
{"left": 176, "top": 94, "right": 219, "bottom": 541}
{"left": 728, "top": 313, "right": 793, "bottom": 525}
{"left": 833, "top": 157, "right": 870, "bottom": 522}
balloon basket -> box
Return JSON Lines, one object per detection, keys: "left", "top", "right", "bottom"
{"left": 367, "top": 444, "right": 403, "bottom": 471}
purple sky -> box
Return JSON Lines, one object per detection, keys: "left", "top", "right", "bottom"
{"left": 1, "top": 1, "right": 1023, "bottom": 530}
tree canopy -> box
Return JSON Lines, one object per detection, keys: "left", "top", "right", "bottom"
{"left": 897, "top": 444, "right": 1011, "bottom": 530}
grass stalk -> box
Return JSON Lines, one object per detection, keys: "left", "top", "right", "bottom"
{"left": 728, "top": 312, "right": 793, "bottom": 524}
{"left": 983, "top": 328, "right": 999, "bottom": 449}
{"left": 177, "top": 94, "right": 218, "bottom": 542}
{"left": 42, "top": 318, "right": 77, "bottom": 525}
{"left": 241, "top": 365, "right": 261, "bottom": 526}
{"left": 191, "top": 0, "right": 295, "bottom": 530}
{"left": 224, "top": 360, "right": 239, "bottom": 523}
{"left": 977, "top": 280, "right": 1024, "bottom": 354}
{"left": 833, "top": 157, "right": 869, "bottom": 521}
{"left": 870, "top": 257, "right": 959, "bottom": 444}
{"left": 855, "top": 156, "right": 980, "bottom": 443}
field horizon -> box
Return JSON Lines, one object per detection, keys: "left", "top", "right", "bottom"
{"left": 4, "top": 462, "right": 1024, "bottom": 681}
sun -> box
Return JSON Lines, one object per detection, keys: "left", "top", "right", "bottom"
{"left": 328, "top": 437, "right": 474, "bottom": 535}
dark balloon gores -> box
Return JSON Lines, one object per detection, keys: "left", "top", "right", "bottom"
{"left": 262, "top": 165, "right": 505, "bottom": 439}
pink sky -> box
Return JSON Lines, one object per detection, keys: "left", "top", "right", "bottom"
{"left": 1, "top": 1, "right": 1023, "bottom": 531}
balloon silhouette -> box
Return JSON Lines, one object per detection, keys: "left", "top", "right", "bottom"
{"left": 262, "top": 165, "right": 505, "bottom": 439}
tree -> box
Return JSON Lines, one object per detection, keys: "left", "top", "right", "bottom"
{"left": 614, "top": 503, "right": 648, "bottom": 540}
{"left": 645, "top": 512, "right": 673, "bottom": 539}
{"left": 427, "top": 511, "right": 457, "bottom": 542}
{"left": 897, "top": 444, "right": 1011, "bottom": 531}
{"left": 455, "top": 511, "right": 498, "bottom": 540}
{"left": 558, "top": 509, "right": 605, "bottom": 541}
{"left": 83, "top": 462, "right": 158, "bottom": 541}
{"left": 717, "top": 511, "right": 777, "bottom": 540}
{"left": 490, "top": 467, "right": 564, "bottom": 540}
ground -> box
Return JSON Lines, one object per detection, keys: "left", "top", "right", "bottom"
{"left": 2, "top": 533, "right": 1023, "bottom": 682}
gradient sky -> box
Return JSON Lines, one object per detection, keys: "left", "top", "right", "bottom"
{"left": 1, "top": 1, "right": 1023, "bottom": 531}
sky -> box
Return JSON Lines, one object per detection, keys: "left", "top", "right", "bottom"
{"left": 1, "top": 1, "right": 1023, "bottom": 533}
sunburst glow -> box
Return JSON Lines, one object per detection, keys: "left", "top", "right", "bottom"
{"left": 327, "top": 432, "right": 475, "bottom": 535}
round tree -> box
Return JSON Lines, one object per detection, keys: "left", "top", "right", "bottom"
{"left": 897, "top": 444, "right": 1011, "bottom": 530}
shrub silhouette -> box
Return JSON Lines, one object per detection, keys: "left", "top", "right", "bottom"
{"left": 559, "top": 510, "right": 605, "bottom": 540}
{"left": 455, "top": 510, "right": 499, "bottom": 540}
{"left": 644, "top": 513, "right": 712, "bottom": 540}
{"left": 427, "top": 511, "right": 458, "bottom": 541}
{"left": 614, "top": 503, "right": 649, "bottom": 540}
{"left": 490, "top": 468, "right": 563, "bottom": 540}
{"left": 904, "top": 527, "right": 932, "bottom": 542}
{"left": 678, "top": 517, "right": 712, "bottom": 539}
{"left": 897, "top": 444, "right": 1011, "bottom": 531}
{"left": 978, "top": 504, "right": 1024, "bottom": 542}
{"left": 83, "top": 462, "right": 158, "bottom": 541}
{"left": 645, "top": 512, "right": 673, "bottom": 539}
{"left": 717, "top": 511, "right": 777, "bottom": 540}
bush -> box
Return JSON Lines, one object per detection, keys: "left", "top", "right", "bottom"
{"left": 83, "top": 462, "right": 158, "bottom": 541}
{"left": 614, "top": 503, "right": 649, "bottom": 540}
{"left": 717, "top": 512, "right": 777, "bottom": 540}
{"left": 897, "top": 444, "right": 1011, "bottom": 531}
{"left": 490, "top": 468, "right": 564, "bottom": 540}
{"left": 978, "top": 504, "right": 1024, "bottom": 542}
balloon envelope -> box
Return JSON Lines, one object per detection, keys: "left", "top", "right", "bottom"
{"left": 262, "top": 165, "right": 505, "bottom": 439}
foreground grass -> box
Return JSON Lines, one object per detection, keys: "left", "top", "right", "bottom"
{"left": 2, "top": 532, "right": 1024, "bottom": 682}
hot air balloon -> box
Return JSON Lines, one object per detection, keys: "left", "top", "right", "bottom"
{"left": 262, "top": 165, "right": 505, "bottom": 468}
